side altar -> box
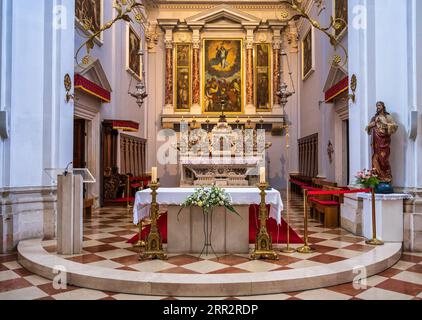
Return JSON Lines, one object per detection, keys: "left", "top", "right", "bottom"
{"left": 176, "top": 114, "right": 272, "bottom": 187}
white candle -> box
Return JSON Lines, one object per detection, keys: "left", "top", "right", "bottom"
{"left": 259, "top": 167, "right": 266, "bottom": 184}
{"left": 151, "top": 167, "right": 158, "bottom": 183}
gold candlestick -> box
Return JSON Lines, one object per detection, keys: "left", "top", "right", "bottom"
{"left": 126, "top": 175, "right": 133, "bottom": 210}
{"left": 133, "top": 219, "right": 146, "bottom": 249}
{"left": 281, "top": 124, "right": 295, "bottom": 254}
{"left": 251, "top": 182, "right": 279, "bottom": 260}
{"left": 365, "top": 188, "right": 384, "bottom": 245}
{"left": 296, "top": 189, "right": 316, "bottom": 254}
{"left": 139, "top": 182, "right": 167, "bottom": 260}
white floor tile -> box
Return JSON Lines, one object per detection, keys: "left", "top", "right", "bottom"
{"left": 295, "top": 288, "right": 351, "bottom": 300}
{"left": 182, "top": 260, "right": 229, "bottom": 273}
{"left": 0, "top": 270, "right": 20, "bottom": 281}
{"left": 0, "top": 287, "right": 47, "bottom": 300}
{"left": 53, "top": 288, "right": 108, "bottom": 300}
{"left": 356, "top": 287, "right": 413, "bottom": 300}
{"left": 392, "top": 271, "right": 422, "bottom": 285}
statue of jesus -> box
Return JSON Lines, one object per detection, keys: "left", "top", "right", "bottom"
{"left": 365, "top": 101, "right": 398, "bottom": 186}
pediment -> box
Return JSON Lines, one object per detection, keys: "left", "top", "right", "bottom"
{"left": 323, "top": 64, "right": 348, "bottom": 93}
{"left": 185, "top": 5, "right": 261, "bottom": 27}
{"left": 75, "top": 58, "right": 112, "bottom": 92}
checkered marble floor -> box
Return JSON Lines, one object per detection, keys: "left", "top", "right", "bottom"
{"left": 1, "top": 251, "right": 421, "bottom": 300}
{"left": 1, "top": 193, "right": 421, "bottom": 299}
{"left": 38, "top": 194, "right": 382, "bottom": 274}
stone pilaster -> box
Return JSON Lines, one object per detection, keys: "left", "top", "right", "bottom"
{"left": 272, "top": 27, "right": 282, "bottom": 108}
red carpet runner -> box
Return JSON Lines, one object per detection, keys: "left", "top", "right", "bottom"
{"left": 127, "top": 205, "right": 303, "bottom": 244}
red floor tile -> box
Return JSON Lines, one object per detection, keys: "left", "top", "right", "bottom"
{"left": 0, "top": 278, "right": 32, "bottom": 293}
{"left": 376, "top": 278, "right": 422, "bottom": 297}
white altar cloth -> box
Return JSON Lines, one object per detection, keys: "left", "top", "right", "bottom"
{"left": 133, "top": 187, "right": 283, "bottom": 225}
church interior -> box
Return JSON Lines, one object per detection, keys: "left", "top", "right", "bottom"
{"left": 0, "top": 0, "right": 422, "bottom": 302}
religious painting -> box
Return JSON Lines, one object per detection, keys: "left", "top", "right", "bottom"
{"left": 75, "top": 0, "right": 102, "bottom": 40}
{"left": 302, "top": 27, "right": 314, "bottom": 80}
{"left": 203, "top": 39, "right": 243, "bottom": 114}
{"left": 255, "top": 43, "right": 271, "bottom": 111}
{"left": 334, "top": 0, "right": 348, "bottom": 38}
{"left": 175, "top": 44, "right": 191, "bottom": 110}
{"left": 126, "top": 25, "right": 141, "bottom": 79}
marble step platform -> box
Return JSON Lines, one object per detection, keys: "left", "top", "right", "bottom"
{"left": 18, "top": 238, "right": 402, "bottom": 297}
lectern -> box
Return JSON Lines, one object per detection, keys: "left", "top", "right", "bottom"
{"left": 45, "top": 168, "right": 95, "bottom": 255}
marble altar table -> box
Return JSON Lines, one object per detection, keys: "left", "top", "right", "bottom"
{"left": 133, "top": 188, "right": 283, "bottom": 253}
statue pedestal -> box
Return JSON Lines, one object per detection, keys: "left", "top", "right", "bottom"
{"left": 358, "top": 193, "right": 412, "bottom": 242}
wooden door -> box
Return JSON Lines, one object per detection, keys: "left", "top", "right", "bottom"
{"left": 73, "top": 119, "right": 86, "bottom": 168}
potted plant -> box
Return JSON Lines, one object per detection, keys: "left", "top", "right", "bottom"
{"left": 355, "top": 169, "right": 380, "bottom": 190}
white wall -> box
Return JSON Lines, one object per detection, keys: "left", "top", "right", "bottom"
{"left": 0, "top": 0, "right": 75, "bottom": 188}
{"left": 348, "top": 0, "right": 422, "bottom": 189}
{"left": 297, "top": 0, "right": 349, "bottom": 181}
{"left": 74, "top": 2, "right": 147, "bottom": 143}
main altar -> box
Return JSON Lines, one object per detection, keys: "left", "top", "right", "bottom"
{"left": 133, "top": 187, "right": 283, "bottom": 254}
{"left": 177, "top": 114, "right": 272, "bottom": 187}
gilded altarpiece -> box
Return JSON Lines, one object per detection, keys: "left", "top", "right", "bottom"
{"left": 174, "top": 44, "right": 191, "bottom": 110}
{"left": 255, "top": 43, "right": 271, "bottom": 111}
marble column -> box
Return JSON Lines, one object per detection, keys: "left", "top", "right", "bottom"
{"left": 245, "top": 28, "right": 255, "bottom": 114}
{"left": 191, "top": 28, "right": 202, "bottom": 113}
{"left": 165, "top": 41, "right": 173, "bottom": 107}
{"left": 272, "top": 27, "right": 282, "bottom": 108}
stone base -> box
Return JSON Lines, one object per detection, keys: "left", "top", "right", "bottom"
{"left": 0, "top": 187, "right": 56, "bottom": 253}
{"left": 340, "top": 194, "right": 363, "bottom": 236}
{"left": 167, "top": 205, "right": 249, "bottom": 254}
{"left": 404, "top": 195, "right": 422, "bottom": 252}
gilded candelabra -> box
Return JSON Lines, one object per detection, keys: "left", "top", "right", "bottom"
{"left": 132, "top": 219, "right": 146, "bottom": 249}
{"left": 296, "top": 190, "right": 316, "bottom": 254}
{"left": 251, "top": 183, "right": 279, "bottom": 260}
{"left": 280, "top": 123, "right": 295, "bottom": 254}
{"left": 365, "top": 188, "right": 384, "bottom": 246}
{"left": 139, "top": 182, "right": 167, "bottom": 260}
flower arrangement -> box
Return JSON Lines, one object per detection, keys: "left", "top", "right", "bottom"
{"left": 355, "top": 169, "right": 380, "bottom": 189}
{"left": 177, "top": 186, "right": 239, "bottom": 218}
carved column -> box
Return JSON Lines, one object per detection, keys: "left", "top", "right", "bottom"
{"left": 191, "top": 27, "right": 201, "bottom": 113}
{"left": 245, "top": 27, "right": 255, "bottom": 114}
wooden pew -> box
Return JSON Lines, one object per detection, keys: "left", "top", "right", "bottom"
{"left": 308, "top": 183, "right": 343, "bottom": 228}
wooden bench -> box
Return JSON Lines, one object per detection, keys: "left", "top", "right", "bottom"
{"left": 308, "top": 184, "right": 343, "bottom": 228}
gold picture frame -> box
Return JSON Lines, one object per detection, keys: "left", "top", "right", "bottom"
{"left": 126, "top": 24, "right": 142, "bottom": 80}
{"left": 75, "top": 0, "right": 103, "bottom": 44}
{"left": 174, "top": 44, "right": 192, "bottom": 111}
{"left": 302, "top": 27, "right": 315, "bottom": 81}
{"left": 202, "top": 38, "right": 244, "bottom": 114}
{"left": 255, "top": 43, "right": 272, "bottom": 112}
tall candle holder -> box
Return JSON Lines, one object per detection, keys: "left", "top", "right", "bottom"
{"left": 251, "top": 182, "right": 279, "bottom": 260}
{"left": 139, "top": 182, "right": 167, "bottom": 260}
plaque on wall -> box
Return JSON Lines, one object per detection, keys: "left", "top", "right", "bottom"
{"left": 203, "top": 39, "right": 243, "bottom": 114}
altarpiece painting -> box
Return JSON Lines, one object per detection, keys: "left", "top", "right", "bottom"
{"left": 203, "top": 39, "right": 243, "bottom": 113}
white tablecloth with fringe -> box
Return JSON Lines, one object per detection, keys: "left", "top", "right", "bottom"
{"left": 133, "top": 187, "right": 283, "bottom": 225}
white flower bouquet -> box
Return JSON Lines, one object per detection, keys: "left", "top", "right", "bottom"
{"left": 177, "top": 186, "right": 239, "bottom": 218}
